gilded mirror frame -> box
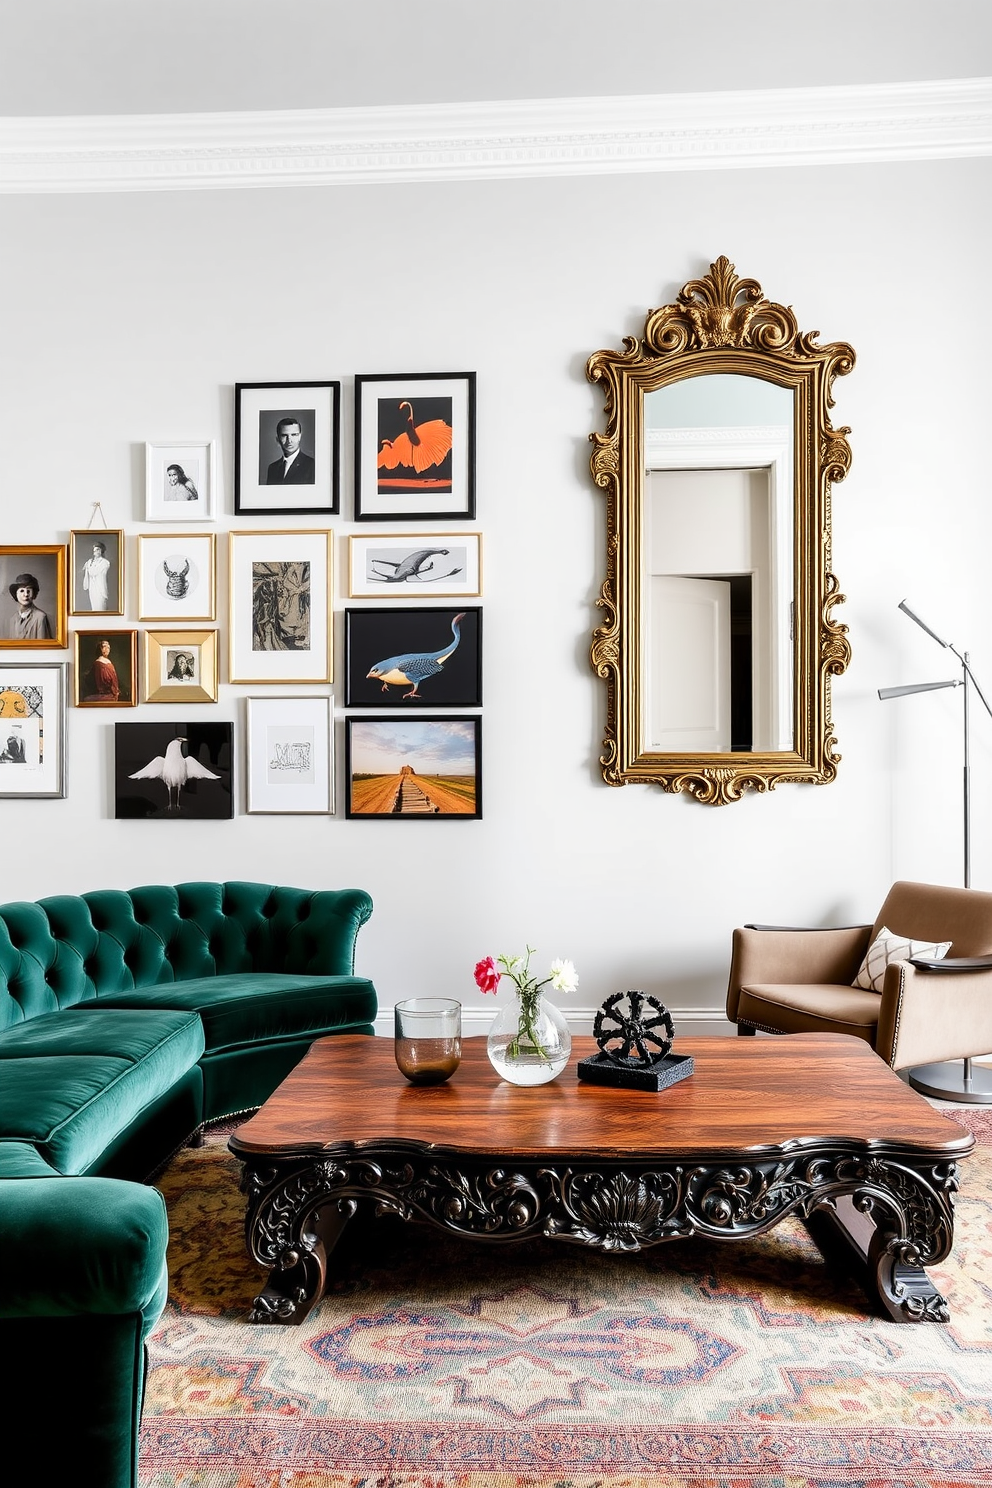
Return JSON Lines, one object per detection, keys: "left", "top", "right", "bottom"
{"left": 588, "top": 256, "right": 854, "bottom": 806}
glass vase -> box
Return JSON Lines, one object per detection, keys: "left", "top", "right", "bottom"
{"left": 486, "top": 993, "right": 571, "bottom": 1086}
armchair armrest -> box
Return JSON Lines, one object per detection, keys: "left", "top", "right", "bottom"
{"left": 745, "top": 923, "right": 870, "bottom": 933}
{"left": 909, "top": 954, "right": 992, "bottom": 973}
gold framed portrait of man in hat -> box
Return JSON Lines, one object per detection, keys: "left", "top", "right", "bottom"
{"left": 0, "top": 546, "right": 67, "bottom": 648}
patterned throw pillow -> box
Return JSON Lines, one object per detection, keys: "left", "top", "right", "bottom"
{"left": 853, "top": 926, "right": 951, "bottom": 992}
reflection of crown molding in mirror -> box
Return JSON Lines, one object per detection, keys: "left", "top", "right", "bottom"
{"left": 587, "top": 256, "right": 854, "bottom": 806}
{"left": 1, "top": 78, "right": 989, "bottom": 193}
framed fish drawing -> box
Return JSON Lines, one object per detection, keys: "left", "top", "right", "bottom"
{"left": 344, "top": 607, "right": 482, "bottom": 708}
{"left": 354, "top": 372, "right": 476, "bottom": 521}
{"left": 348, "top": 533, "right": 482, "bottom": 598}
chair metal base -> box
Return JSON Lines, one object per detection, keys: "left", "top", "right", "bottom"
{"left": 908, "top": 1058, "right": 992, "bottom": 1105}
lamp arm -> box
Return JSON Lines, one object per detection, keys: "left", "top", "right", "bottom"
{"left": 949, "top": 645, "right": 992, "bottom": 723}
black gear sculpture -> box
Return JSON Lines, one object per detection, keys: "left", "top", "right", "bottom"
{"left": 577, "top": 989, "right": 694, "bottom": 1092}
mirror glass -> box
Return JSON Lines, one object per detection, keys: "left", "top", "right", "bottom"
{"left": 643, "top": 375, "right": 794, "bottom": 753}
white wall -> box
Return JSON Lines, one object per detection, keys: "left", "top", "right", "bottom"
{"left": 1, "top": 7, "right": 991, "bottom": 1036}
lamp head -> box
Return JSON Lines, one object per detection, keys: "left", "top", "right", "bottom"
{"left": 898, "top": 599, "right": 950, "bottom": 649}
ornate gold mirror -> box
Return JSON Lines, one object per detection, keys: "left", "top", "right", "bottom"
{"left": 588, "top": 257, "right": 854, "bottom": 805}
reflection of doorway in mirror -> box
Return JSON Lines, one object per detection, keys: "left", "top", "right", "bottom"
{"left": 646, "top": 466, "right": 792, "bottom": 752}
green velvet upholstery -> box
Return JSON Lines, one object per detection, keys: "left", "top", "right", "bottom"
{"left": 0, "top": 880, "right": 376, "bottom": 1488}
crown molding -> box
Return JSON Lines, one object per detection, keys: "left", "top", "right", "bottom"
{"left": 1, "top": 77, "right": 990, "bottom": 194}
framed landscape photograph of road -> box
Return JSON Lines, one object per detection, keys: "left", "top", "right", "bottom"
{"left": 235, "top": 381, "right": 340, "bottom": 516}
{"left": 137, "top": 533, "right": 216, "bottom": 622}
{"left": 144, "top": 441, "right": 216, "bottom": 521}
{"left": 344, "top": 607, "right": 481, "bottom": 707}
{"left": 348, "top": 533, "right": 482, "bottom": 598}
{"left": 115, "top": 721, "right": 233, "bottom": 820}
{"left": 69, "top": 530, "right": 125, "bottom": 615}
{"left": 355, "top": 372, "right": 476, "bottom": 521}
{"left": 246, "top": 695, "right": 333, "bottom": 814}
{"left": 345, "top": 716, "right": 481, "bottom": 819}
{"left": 143, "top": 629, "right": 218, "bottom": 704}
{"left": 0, "top": 662, "right": 66, "bottom": 798}
{"left": 0, "top": 545, "right": 67, "bottom": 648}
{"left": 229, "top": 530, "right": 332, "bottom": 684}
{"left": 73, "top": 630, "right": 137, "bottom": 707}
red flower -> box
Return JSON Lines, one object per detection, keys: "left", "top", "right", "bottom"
{"left": 474, "top": 956, "right": 501, "bottom": 995}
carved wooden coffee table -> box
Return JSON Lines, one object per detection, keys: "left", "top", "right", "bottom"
{"left": 229, "top": 1031, "right": 973, "bottom": 1326}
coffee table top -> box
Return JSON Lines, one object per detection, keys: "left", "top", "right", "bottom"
{"left": 230, "top": 1033, "right": 973, "bottom": 1163}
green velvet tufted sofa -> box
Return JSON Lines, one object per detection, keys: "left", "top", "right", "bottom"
{"left": 0, "top": 879, "right": 376, "bottom": 1488}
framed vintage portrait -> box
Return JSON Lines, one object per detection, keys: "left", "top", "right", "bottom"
{"left": 143, "top": 629, "right": 218, "bottom": 703}
{"left": 69, "top": 530, "right": 125, "bottom": 615}
{"left": 229, "top": 529, "right": 332, "bottom": 684}
{"left": 354, "top": 372, "right": 476, "bottom": 521}
{"left": 345, "top": 716, "right": 482, "bottom": 819}
{"left": 73, "top": 630, "right": 137, "bottom": 707}
{"left": 348, "top": 532, "right": 482, "bottom": 598}
{"left": 246, "top": 695, "right": 333, "bottom": 814}
{"left": 345, "top": 607, "right": 482, "bottom": 707}
{"left": 144, "top": 442, "right": 217, "bottom": 521}
{"left": 235, "top": 381, "right": 340, "bottom": 515}
{"left": 137, "top": 533, "right": 216, "bottom": 622}
{"left": 0, "top": 663, "right": 66, "bottom": 798}
{"left": 115, "top": 721, "right": 233, "bottom": 820}
{"left": 0, "top": 545, "right": 67, "bottom": 648}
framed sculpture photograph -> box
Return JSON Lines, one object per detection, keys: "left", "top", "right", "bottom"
{"left": 344, "top": 607, "right": 482, "bottom": 707}
{"left": 114, "top": 720, "right": 233, "bottom": 819}
{"left": 345, "top": 716, "right": 481, "bottom": 819}
{"left": 144, "top": 441, "right": 217, "bottom": 521}
{"left": 73, "top": 630, "right": 137, "bottom": 707}
{"left": 137, "top": 533, "right": 216, "bottom": 622}
{"left": 143, "top": 629, "right": 218, "bottom": 703}
{"left": 235, "top": 381, "right": 340, "bottom": 515}
{"left": 354, "top": 371, "right": 476, "bottom": 521}
{"left": 0, "top": 545, "right": 67, "bottom": 648}
{"left": 246, "top": 695, "right": 333, "bottom": 814}
{"left": 348, "top": 533, "right": 482, "bottom": 597}
{"left": 69, "top": 530, "right": 125, "bottom": 615}
{"left": 229, "top": 529, "right": 332, "bottom": 684}
{"left": 0, "top": 662, "right": 66, "bottom": 798}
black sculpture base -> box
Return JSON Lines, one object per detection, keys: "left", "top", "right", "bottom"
{"left": 576, "top": 1051, "right": 695, "bottom": 1091}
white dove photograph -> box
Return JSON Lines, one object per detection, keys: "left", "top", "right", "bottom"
{"left": 114, "top": 721, "right": 233, "bottom": 819}
{"left": 344, "top": 607, "right": 482, "bottom": 707}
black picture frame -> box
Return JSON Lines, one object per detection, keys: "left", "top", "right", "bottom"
{"left": 354, "top": 371, "right": 476, "bottom": 521}
{"left": 344, "top": 606, "right": 481, "bottom": 707}
{"left": 345, "top": 716, "right": 482, "bottom": 819}
{"left": 114, "top": 721, "right": 234, "bottom": 819}
{"left": 235, "top": 381, "right": 340, "bottom": 516}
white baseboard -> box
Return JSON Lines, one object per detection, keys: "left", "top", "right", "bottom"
{"left": 373, "top": 1004, "right": 733, "bottom": 1039}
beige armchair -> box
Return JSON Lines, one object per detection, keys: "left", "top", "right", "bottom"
{"left": 726, "top": 879, "right": 992, "bottom": 1101}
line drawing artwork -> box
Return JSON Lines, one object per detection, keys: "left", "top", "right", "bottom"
{"left": 252, "top": 561, "right": 311, "bottom": 652}
{"left": 269, "top": 741, "right": 311, "bottom": 772}
{"left": 367, "top": 547, "right": 464, "bottom": 585}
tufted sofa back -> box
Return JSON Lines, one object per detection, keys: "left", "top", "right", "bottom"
{"left": 0, "top": 881, "right": 373, "bottom": 1030}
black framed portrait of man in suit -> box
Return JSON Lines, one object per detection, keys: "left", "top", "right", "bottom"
{"left": 235, "top": 381, "right": 340, "bottom": 516}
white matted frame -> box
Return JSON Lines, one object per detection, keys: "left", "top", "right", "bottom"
{"left": 137, "top": 533, "right": 216, "bottom": 622}
{"left": 246, "top": 695, "right": 333, "bottom": 813}
{"left": 143, "top": 629, "right": 218, "bottom": 703}
{"left": 355, "top": 371, "right": 476, "bottom": 521}
{"left": 0, "top": 662, "right": 66, "bottom": 797}
{"left": 235, "top": 381, "right": 340, "bottom": 515}
{"left": 348, "top": 532, "right": 482, "bottom": 597}
{"left": 145, "top": 441, "right": 217, "bottom": 521}
{"left": 229, "top": 529, "right": 332, "bottom": 684}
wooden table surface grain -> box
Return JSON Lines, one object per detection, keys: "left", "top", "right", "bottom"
{"left": 231, "top": 1032, "right": 973, "bottom": 1161}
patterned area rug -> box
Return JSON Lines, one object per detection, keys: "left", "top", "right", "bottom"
{"left": 140, "top": 1110, "right": 992, "bottom": 1488}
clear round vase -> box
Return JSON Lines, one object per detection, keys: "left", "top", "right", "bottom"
{"left": 486, "top": 994, "right": 571, "bottom": 1086}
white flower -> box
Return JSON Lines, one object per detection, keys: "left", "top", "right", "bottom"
{"left": 549, "top": 958, "right": 578, "bottom": 994}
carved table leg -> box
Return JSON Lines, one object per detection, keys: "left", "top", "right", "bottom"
{"left": 240, "top": 1159, "right": 359, "bottom": 1325}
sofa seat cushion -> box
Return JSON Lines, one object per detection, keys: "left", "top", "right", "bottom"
{"left": 737, "top": 983, "right": 882, "bottom": 1041}
{"left": 0, "top": 1141, "right": 60, "bottom": 1178}
{"left": 88, "top": 973, "right": 377, "bottom": 1055}
{"left": 0, "top": 1009, "right": 204, "bottom": 1173}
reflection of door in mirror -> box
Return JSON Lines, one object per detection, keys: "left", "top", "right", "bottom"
{"left": 644, "top": 374, "right": 794, "bottom": 754}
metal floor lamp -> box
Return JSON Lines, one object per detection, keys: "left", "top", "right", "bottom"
{"left": 879, "top": 599, "right": 992, "bottom": 1103}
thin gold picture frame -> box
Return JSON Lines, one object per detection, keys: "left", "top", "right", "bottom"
{"left": 228, "top": 529, "right": 332, "bottom": 685}
{"left": 69, "top": 530, "right": 125, "bottom": 616}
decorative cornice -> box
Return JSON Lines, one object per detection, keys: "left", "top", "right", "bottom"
{"left": 1, "top": 77, "right": 990, "bottom": 193}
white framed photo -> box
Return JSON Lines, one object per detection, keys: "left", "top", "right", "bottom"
{"left": 0, "top": 663, "right": 66, "bottom": 798}
{"left": 348, "top": 532, "right": 482, "bottom": 598}
{"left": 137, "top": 533, "right": 216, "bottom": 622}
{"left": 235, "top": 381, "right": 340, "bottom": 515}
{"left": 145, "top": 442, "right": 217, "bottom": 521}
{"left": 246, "top": 695, "right": 333, "bottom": 813}
{"left": 229, "top": 529, "right": 332, "bottom": 684}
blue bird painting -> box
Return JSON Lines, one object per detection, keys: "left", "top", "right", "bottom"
{"left": 366, "top": 612, "right": 465, "bottom": 699}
